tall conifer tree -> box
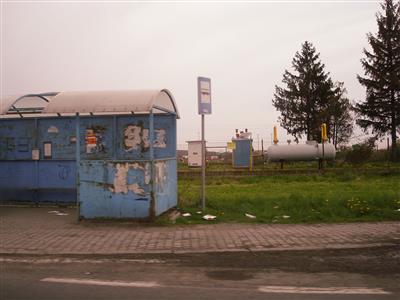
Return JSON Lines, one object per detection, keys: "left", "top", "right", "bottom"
{"left": 273, "top": 41, "right": 352, "bottom": 144}
{"left": 327, "top": 82, "right": 354, "bottom": 148}
{"left": 357, "top": 0, "right": 400, "bottom": 160}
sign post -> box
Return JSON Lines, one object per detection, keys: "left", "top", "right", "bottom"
{"left": 197, "top": 77, "right": 211, "bottom": 210}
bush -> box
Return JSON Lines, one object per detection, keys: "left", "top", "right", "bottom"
{"left": 345, "top": 138, "right": 376, "bottom": 165}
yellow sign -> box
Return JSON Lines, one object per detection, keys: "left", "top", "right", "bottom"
{"left": 227, "top": 142, "right": 236, "bottom": 150}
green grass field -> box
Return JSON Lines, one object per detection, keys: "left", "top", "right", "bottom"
{"left": 170, "top": 170, "right": 400, "bottom": 225}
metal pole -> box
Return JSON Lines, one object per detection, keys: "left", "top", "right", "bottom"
{"left": 201, "top": 114, "right": 205, "bottom": 210}
{"left": 75, "top": 113, "right": 80, "bottom": 222}
{"left": 261, "top": 139, "right": 264, "bottom": 158}
{"left": 149, "top": 110, "right": 155, "bottom": 220}
{"left": 34, "top": 118, "right": 39, "bottom": 205}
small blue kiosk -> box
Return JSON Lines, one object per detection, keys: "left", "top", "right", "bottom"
{"left": 0, "top": 90, "right": 179, "bottom": 219}
{"left": 232, "top": 129, "right": 253, "bottom": 169}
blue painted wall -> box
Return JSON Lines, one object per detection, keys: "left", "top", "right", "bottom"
{"left": 0, "top": 114, "right": 178, "bottom": 219}
{"left": 0, "top": 117, "right": 76, "bottom": 203}
{"left": 77, "top": 114, "right": 177, "bottom": 219}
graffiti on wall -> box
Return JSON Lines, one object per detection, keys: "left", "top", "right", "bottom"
{"left": 57, "top": 164, "right": 71, "bottom": 180}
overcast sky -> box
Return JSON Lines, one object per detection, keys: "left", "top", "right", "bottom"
{"left": 1, "top": 1, "right": 381, "bottom": 149}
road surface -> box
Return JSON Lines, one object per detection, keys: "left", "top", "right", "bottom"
{"left": 1, "top": 245, "right": 399, "bottom": 300}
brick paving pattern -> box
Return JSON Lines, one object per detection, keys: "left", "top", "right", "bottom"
{"left": 1, "top": 207, "right": 399, "bottom": 255}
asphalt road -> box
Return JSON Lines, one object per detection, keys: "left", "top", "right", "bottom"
{"left": 1, "top": 246, "right": 399, "bottom": 300}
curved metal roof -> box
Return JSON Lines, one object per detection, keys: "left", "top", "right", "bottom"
{"left": 1, "top": 89, "right": 179, "bottom": 118}
{"left": 0, "top": 92, "right": 58, "bottom": 116}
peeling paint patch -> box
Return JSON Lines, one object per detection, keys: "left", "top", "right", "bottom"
{"left": 142, "top": 129, "right": 150, "bottom": 149}
{"left": 124, "top": 125, "right": 166, "bottom": 151}
{"left": 154, "top": 129, "right": 166, "bottom": 148}
{"left": 127, "top": 183, "right": 145, "bottom": 195}
{"left": 47, "top": 126, "right": 59, "bottom": 133}
{"left": 124, "top": 125, "right": 142, "bottom": 151}
{"left": 144, "top": 163, "right": 151, "bottom": 185}
{"left": 110, "top": 163, "right": 129, "bottom": 194}
{"left": 108, "top": 162, "right": 147, "bottom": 196}
{"left": 155, "top": 161, "right": 167, "bottom": 193}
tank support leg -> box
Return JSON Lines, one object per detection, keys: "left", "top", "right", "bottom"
{"left": 318, "top": 159, "right": 323, "bottom": 170}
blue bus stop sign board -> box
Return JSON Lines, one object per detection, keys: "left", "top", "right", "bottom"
{"left": 198, "top": 77, "right": 211, "bottom": 115}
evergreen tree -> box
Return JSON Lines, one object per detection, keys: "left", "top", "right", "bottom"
{"left": 273, "top": 41, "right": 352, "bottom": 143}
{"left": 357, "top": 0, "right": 400, "bottom": 160}
{"left": 327, "top": 82, "right": 354, "bottom": 148}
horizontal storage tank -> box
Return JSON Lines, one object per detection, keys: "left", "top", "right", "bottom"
{"left": 267, "top": 142, "right": 336, "bottom": 162}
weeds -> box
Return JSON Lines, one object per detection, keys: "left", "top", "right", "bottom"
{"left": 174, "top": 171, "right": 400, "bottom": 224}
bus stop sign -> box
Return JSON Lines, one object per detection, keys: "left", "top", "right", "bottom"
{"left": 198, "top": 77, "right": 211, "bottom": 115}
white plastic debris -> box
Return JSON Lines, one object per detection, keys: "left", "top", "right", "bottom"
{"left": 182, "top": 213, "right": 191, "bottom": 217}
{"left": 202, "top": 214, "right": 217, "bottom": 221}
{"left": 273, "top": 206, "right": 279, "bottom": 209}
{"left": 56, "top": 212, "right": 69, "bottom": 216}
{"left": 245, "top": 213, "right": 256, "bottom": 219}
{"left": 282, "top": 215, "right": 290, "bottom": 219}
{"left": 196, "top": 211, "right": 202, "bottom": 214}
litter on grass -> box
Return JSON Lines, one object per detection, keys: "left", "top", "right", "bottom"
{"left": 196, "top": 211, "right": 202, "bottom": 214}
{"left": 282, "top": 215, "right": 290, "bottom": 219}
{"left": 182, "top": 213, "right": 191, "bottom": 217}
{"left": 56, "top": 212, "right": 69, "bottom": 216}
{"left": 202, "top": 214, "right": 217, "bottom": 221}
{"left": 245, "top": 213, "right": 256, "bottom": 219}
{"left": 49, "top": 210, "right": 69, "bottom": 216}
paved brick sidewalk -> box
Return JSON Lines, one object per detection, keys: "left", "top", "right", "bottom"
{"left": 1, "top": 207, "right": 399, "bottom": 255}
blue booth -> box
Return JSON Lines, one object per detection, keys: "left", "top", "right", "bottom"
{"left": 232, "top": 137, "right": 253, "bottom": 169}
{"left": 0, "top": 90, "right": 179, "bottom": 219}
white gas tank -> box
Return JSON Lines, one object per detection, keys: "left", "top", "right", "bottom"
{"left": 267, "top": 142, "right": 336, "bottom": 162}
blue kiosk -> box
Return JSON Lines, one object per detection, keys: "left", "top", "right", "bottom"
{"left": 0, "top": 90, "right": 179, "bottom": 219}
{"left": 232, "top": 129, "right": 253, "bottom": 170}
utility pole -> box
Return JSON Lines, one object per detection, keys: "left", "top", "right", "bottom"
{"left": 261, "top": 139, "right": 264, "bottom": 158}
{"left": 197, "top": 77, "right": 212, "bottom": 210}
